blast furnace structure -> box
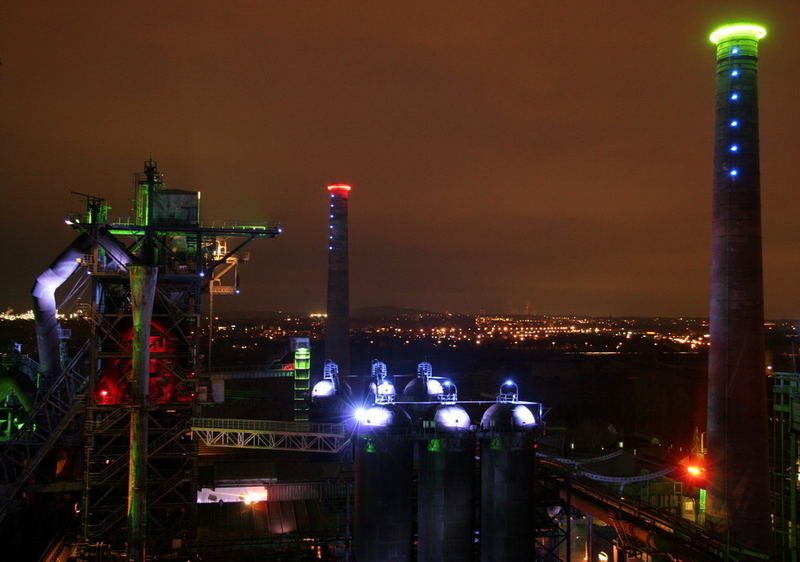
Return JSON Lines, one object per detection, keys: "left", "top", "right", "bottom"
{"left": 3, "top": 160, "right": 281, "bottom": 561}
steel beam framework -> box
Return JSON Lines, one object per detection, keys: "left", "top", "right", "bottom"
{"left": 80, "top": 255, "right": 202, "bottom": 552}
{"left": 192, "top": 418, "right": 350, "bottom": 453}
{"left": 770, "top": 372, "right": 799, "bottom": 560}
{"left": 0, "top": 346, "right": 87, "bottom": 524}
{"left": 71, "top": 161, "right": 281, "bottom": 556}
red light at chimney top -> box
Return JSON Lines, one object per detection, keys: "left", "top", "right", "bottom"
{"left": 327, "top": 184, "right": 352, "bottom": 197}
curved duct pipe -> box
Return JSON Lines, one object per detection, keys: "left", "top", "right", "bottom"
{"left": 31, "top": 231, "right": 133, "bottom": 379}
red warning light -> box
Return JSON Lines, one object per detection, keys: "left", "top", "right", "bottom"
{"left": 327, "top": 184, "right": 352, "bottom": 198}
{"left": 678, "top": 453, "right": 707, "bottom": 485}
{"left": 687, "top": 465, "right": 703, "bottom": 476}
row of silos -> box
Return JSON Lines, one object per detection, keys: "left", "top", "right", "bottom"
{"left": 353, "top": 369, "right": 539, "bottom": 562}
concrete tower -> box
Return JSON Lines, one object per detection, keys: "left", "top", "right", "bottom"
{"left": 325, "top": 184, "right": 351, "bottom": 375}
{"left": 706, "top": 23, "right": 771, "bottom": 554}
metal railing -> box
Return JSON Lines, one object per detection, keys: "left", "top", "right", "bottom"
{"left": 191, "top": 418, "right": 350, "bottom": 453}
{"left": 192, "top": 417, "right": 347, "bottom": 436}
{"left": 101, "top": 216, "right": 280, "bottom": 230}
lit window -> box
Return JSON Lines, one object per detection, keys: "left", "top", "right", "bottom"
{"left": 730, "top": 120, "right": 739, "bottom": 127}
{"left": 730, "top": 144, "right": 739, "bottom": 152}
{"left": 729, "top": 169, "right": 738, "bottom": 177}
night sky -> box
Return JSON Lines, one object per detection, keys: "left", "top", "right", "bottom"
{"left": 1, "top": 2, "right": 798, "bottom": 317}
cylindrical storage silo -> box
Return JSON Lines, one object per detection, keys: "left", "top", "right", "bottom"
{"left": 418, "top": 403, "right": 475, "bottom": 562}
{"left": 355, "top": 404, "right": 414, "bottom": 562}
{"left": 479, "top": 402, "right": 537, "bottom": 561}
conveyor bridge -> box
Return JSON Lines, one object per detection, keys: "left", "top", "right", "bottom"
{"left": 191, "top": 417, "right": 351, "bottom": 453}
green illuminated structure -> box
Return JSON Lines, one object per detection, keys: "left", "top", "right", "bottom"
{"left": 293, "top": 344, "right": 311, "bottom": 422}
{"left": 0, "top": 159, "right": 285, "bottom": 560}
{"left": 709, "top": 23, "right": 767, "bottom": 45}
{"left": 0, "top": 372, "right": 31, "bottom": 441}
{"left": 126, "top": 265, "right": 158, "bottom": 561}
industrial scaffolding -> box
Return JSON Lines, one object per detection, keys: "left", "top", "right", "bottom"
{"left": 0, "top": 159, "right": 282, "bottom": 560}
{"left": 770, "top": 371, "right": 799, "bottom": 560}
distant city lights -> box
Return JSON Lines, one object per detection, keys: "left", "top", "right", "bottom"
{"left": 10, "top": 308, "right": 733, "bottom": 356}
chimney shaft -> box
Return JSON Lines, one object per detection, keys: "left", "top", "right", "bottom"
{"left": 706, "top": 23, "right": 771, "bottom": 554}
{"left": 325, "top": 184, "right": 351, "bottom": 375}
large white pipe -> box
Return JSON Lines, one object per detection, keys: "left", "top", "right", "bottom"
{"left": 31, "top": 232, "right": 132, "bottom": 378}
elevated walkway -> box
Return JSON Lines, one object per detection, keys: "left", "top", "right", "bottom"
{"left": 191, "top": 418, "right": 351, "bottom": 453}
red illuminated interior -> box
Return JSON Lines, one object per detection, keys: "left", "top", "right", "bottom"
{"left": 96, "top": 320, "right": 194, "bottom": 405}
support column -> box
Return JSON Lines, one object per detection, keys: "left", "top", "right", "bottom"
{"left": 127, "top": 265, "right": 158, "bottom": 562}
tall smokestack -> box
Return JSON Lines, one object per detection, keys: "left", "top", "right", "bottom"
{"left": 325, "top": 184, "right": 351, "bottom": 375}
{"left": 706, "top": 22, "right": 771, "bottom": 554}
